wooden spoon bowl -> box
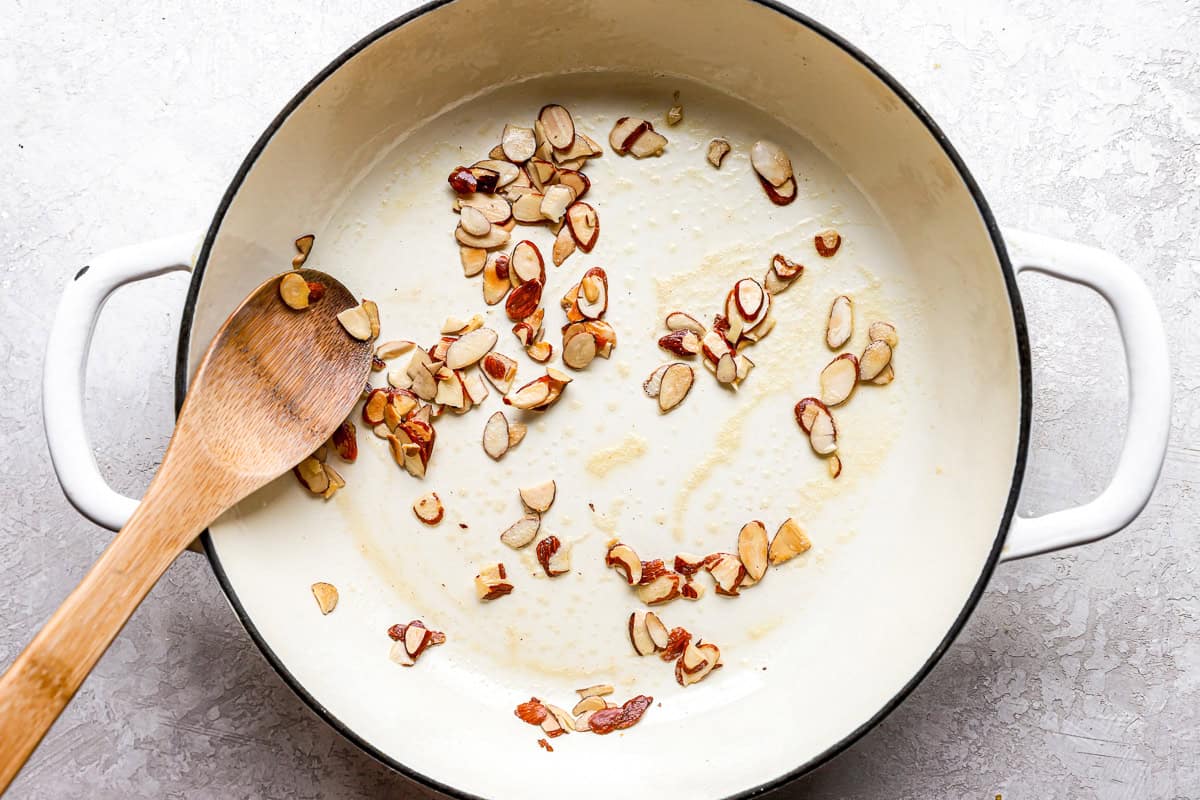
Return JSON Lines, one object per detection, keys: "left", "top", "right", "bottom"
{"left": 0, "top": 268, "right": 372, "bottom": 792}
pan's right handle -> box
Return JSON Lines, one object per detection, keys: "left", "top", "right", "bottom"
{"left": 1000, "top": 229, "right": 1171, "bottom": 561}
{"left": 43, "top": 232, "right": 201, "bottom": 531}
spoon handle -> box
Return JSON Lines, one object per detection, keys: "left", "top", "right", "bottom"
{"left": 0, "top": 468, "right": 222, "bottom": 793}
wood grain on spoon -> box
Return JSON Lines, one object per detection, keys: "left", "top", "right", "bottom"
{"left": 0, "top": 268, "right": 372, "bottom": 792}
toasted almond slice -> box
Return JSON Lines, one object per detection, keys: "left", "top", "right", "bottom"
{"left": 434, "top": 367, "right": 468, "bottom": 409}
{"left": 501, "top": 123, "right": 536, "bottom": 162}
{"left": 706, "top": 138, "right": 731, "bottom": 168}
{"left": 645, "top": 612, "right": 669, "bottom": 650}
{"left": 320, "top": 465, "right": 343, "bottom": 498}
{"left": 519, "top": 480, "right": 556, "bottom": 513}
{"left": 566, "top": 202, "right": 599, "bottom": 252}
{"left": 859, "top": 340, "right": 892, "bottom": 381}
{"left": 679, "top": 640, "right": 709, "bottom": 673}
{"left": 527, "top": 339, "right": 553, "bottom": 362}
{"left": 643, "top": 364, "right": 669, "bottom": 398}
{"left": 459, "top": 205, "right": 492, "bottom": 237}
{"left": 576, "top": 684, "right": 615, "bottom": 699}
{"left": 658, "top": 364, "right": 694, "bottom": 412}
{"left": 772, "top": 253, "right": 804, "bottom": 280}
{"left": 673, "top": 553, "right": 706, "bottom": 575}
{"left": 483, "top": 253, "right": 511, "bottom": 305}
{"left": 504, "top": 377, "right": 551, "bottom": 410}
{"left": 545, "top": 704, "right": 575, "bottom": 733}
{"left": 403, "top": 621, "right": 432, "bottom": 660}
{"left": 872, "top": 362, "right": 896, "bottom": 385}
{"left": 636, "top": 572, "right": 682, "bottom": 605}
{"left": 500, "top": 514, "right": 541, "bottom": 549}
{"left": 455, "top": 223, "right": 510, "bottom": 249}
{"left": 706, "top": 553, "right": 746, "bottom": 596}
{"left": 826, "top": 294, "right": 853, "bottom": 348}
{"left": 525, "top": 157, "right": 556, "bottom": 190}
{"left": 388, "top": 640, "right": 414, "bottom": 666}
{"left": 510, "top": 191, "right": 545, "bottom": 223}
{"left": 441, "top": 316, "right": 468, "bottom": 335}
{"left": 445, "top": 327, "right": 497, "bottom": 370}
{"left": 715, "top": 352, "right": 737, "bottom": 385}
{"left": 552, "top": 223, "right": 577, "bottom": 266}
{"left": 311, "top": 582, "right": 338, "bottom": 614}
{"left": 279, "top": 272, "right": 311, "bottom": 309}
{"left": 608, "top": 117, "right": 646, "bottom": 154}
{"left": 505, "top": 278, "right": 543, "bottom": 322}
{"left": 815, "top": 228, "right": 842, "bottom": 257}
{"left": 562, "top": 329, "right": 598, "bottom": 370}
{"left": 700, "top": 328, "right": 733, "bottom": 366}
{"left": 337, "top": 304, "right": 373, "bottom": 340}
{"left": 412, "top": 492, "right": 444, "bottom": 524}
{"left": 376, "top": 340, "right": 415, "bottom": 361}
{"left": 869, "top": 321, "right": 899, "bottom": 348}
{"left": 475, "top": 563, "right": 514, "bottom": 601}
{"left": 572, "top": 696, "right": 607, "bottom": 715}
{"left": 750, "top": 139, "right": 793, "bottom": 187}
{"left": 680, "top": 577, "right": 705, "bottom": 600}
{"left": 734, "top": 353, "right": 755, "bottom": 382}
{"left": 808, "top": 403, "right": 838, "bottom": 455}
{"left": 359, "top": 299, "right": 379, "bottom": 337}
{"left": 576, "top": 267, "right": 607, "bottom": 318}
{"left": 665, "top": 311, "right": 706, "bottom": 336}
{"left": 293, "top": 234, "right": 315, "bottom": 268}
{"left": 666, "top": 102, "right": 683, "bottom": 127}
{"left": 733, "top": 278, "right": 765, "bottom": 319}
{"left": 480, "top": 352, "right": 518, "bottom": 394}
{"left": 629, "top": 128, "right": 668, "bottom": 158}
{"left": 605, "top": 543, "right": 642, "bottom": 585}
{"left": 793, "top": 397, "right": 830, "bottom": 434}
{"left": 556, "top": 169, "right": 590, "bottom": 199}
{"left": 819, "top": 353, "right": 859, "bottom": 406}
{"left": 769, "top": 518, "right": 812, "bottom": 564}
{"left": 507, "top": 423, "right": 527, "bottom": 451}
{"left": 510, "top": 240, "right": 545, "bottom": 285}
{"left": 737, "top": 520, "right": 769, "bottom": 582}
{"left": 540, "top": 184, "right": 576, "bottom": 223}
{"left": 540, "top": 713, "right": 565, "bottom": 738}
{"left": 538, "top": 104, "right": 576, "bottom": 150}
{"left": 828, "top": 453, "right": 843, "bottom": 479}
{"left": 458, "top": 192, "right": 512, "bottom": 224}
{"left": 373, "top": 422, "right": 390, "bottom": 439}
{"left": 456, "top": 244, "right": 487, "bottom": 277}
{"left": 473, "top": 158, "right": 520, "bottom": 187}
{"left": 677, "top": 642, "right": 721, "bottom": 686}
{"left": 294, "top": 457, "right": 330, "bottom": 494}
{"left": 483, "top": 411, "right": 510, "bottom": 460}
{"left": 761, "top": 175, "right": 797, "bottom": 205}
{"left": 538, "top": 535, "right": 571, "bottom": 576}
{"left": 658, "top": 330, "right": 701, "bottom": 358}
{"left": 629, "top": 611, "right": 656, "bottom": 655}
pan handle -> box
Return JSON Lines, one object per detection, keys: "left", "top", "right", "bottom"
{"left": 43, "top": 232, "right": 200, "bottom": 532}
{"left": 1000, "top": 229, "right": 1170, "bottom": 560}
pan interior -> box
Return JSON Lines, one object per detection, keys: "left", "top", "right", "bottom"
{"left": 191, "top": 2, "right": 1020, "bottom": 798}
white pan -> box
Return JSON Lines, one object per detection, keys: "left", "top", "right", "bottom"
{"left": 42, "top": 1, "right": 1171, "bottom": 798}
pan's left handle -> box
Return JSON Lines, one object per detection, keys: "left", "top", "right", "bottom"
{"left": 43, "top": 232, "right": 202, "bottom": 532}
{"left": 1000, "top": 229, "right": 1171, "bottom": 560}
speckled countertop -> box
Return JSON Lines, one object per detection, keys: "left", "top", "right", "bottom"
{"left": 2, "top": 1, "right": 1197, "bottom": 798}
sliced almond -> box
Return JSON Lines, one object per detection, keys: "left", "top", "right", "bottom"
{"left": 501, "top": 123, "right": 536, "bottom": 162}
{"left": 658, "top": 363, "right": 694, "bottom": 412}
{"left": 389, "top": 640, "right": 414, "bottom": 667}
{"left": 504, "top": 377, "right": 551, "bottom": 410}
{"left": 455, "top": 223, "right": 510, "bottom": 249}
{"left": 859, "top": 340, "right": 893, "bottom": 381}
{"left": 482, "top": 253, "right": 511, "bottom": 305}
{"left": 505, "top": 279, "right": 543, "bottom": 322}
{"left": 826, "top": 295, "right": 853, "bottom": 349}
{"left": 525, "top": 157, "right": 557, "bottom": 190}
{"left": 445, "top": 327, "right": 497, "bottom": 370}
{"left": 540, "top": 712, "right": 565, "bottom": 738}
{"left": 628, "top": 611, "right": 656, "bottom": 656}
{"left": 872, "top": 363, "right": 896, "bottom": 385}
{"left": 458, "top": 192, "right": 512, "bottom": 224}
{"left": 279, "top": 272, "right": 311, "bottom": 309}
{"left": 762, "top": 175, "right": 797, "bottom": 206}
{"left": 537, "top": 104, "right": 576, "bottom": 150}
{"left": 792, "top": 397, "right": 827, "bottom": 434}
{"left": 292, "top": 234, "right": 315, "bottom": 269}
{"left": 519, "top": 480, "right": 556, "bottom": 513}
{"left": 475, "top": 563, "right": 514, "bottom": 601}
{"left": 434, "top": 367, "right": 468, "bottom": 409}
{"left": 605, "top": 543, "right": 642, "bottom": 585}
{"left": 629, "top": 128, "right": 668, "bottom": 158}
{"left": 679, "top": 640, "right": 709, "bottom": 673}
{"left": 609, "top": 117, "right": 647, "bottom": 154}
{"left": 556, "top": 169, "right": 590, "bottom": 199}
{"left": 576, "top": 267, "right": 608, "bottom": 318}
{"left": 642, "top": 364, "right": 669, "bottom": 398}
{"left": 483, "top": 411, "right": 511, "bottom": 460}
{"left": 500, "top": 514, "right": 541, "bottom": 549}
{"left": 545, "top": 703, "right": 575, "bottom": 733}
{"left": 706, "top": 138, "right": 731, "bottom": 168}
{"left": 636, "top": 572, "right": 682, "bottom": 605}
{"left": 336, "top": 304, "right": 374, "bottom": 340}
{"left": 750, "top": 140, "right": 793, "bottom": 187}
{"left": 733, "top": 278, "right": 765, "bottom": 319}
{"left": 322, "top": 462, "right": 344, "bottom": 497}
{"left": 737, "top": 520, "right": 769, "bottom": 582}
{"left": 552, "top": 223, "right": 577, "bottom": 266}
{"left": 769, "top": 518, "right": 812, "bottom": 565}
{"left": 294, "top": 457, "right": 330, "bottom": 494}
{"left": 311, "top": 582, "right": 338, "bottom": 614}
{"left": 715, "top": 352, "right": 737, "bottom": 385}
{"left": 473, "top": 159, "right": 520, "bottom": 187}
{"left": 665, "top": 311, "right": 706, "bottom": 336}
{"left": 666, "top": 92, "right": 684, "bottom": 126}
{"left": 701, "top": 328, "right": 734, "bottom": 367}
{"left": 510, "top": 191, "right": 545, "bottom": 223}
{"left": 658, "top": 330, "right": 701, "bottom": 358}
{"left": 819, "top": 353, "right": 859, "bottom": 407}
{"left": 815, "top": 228, "right": 842, "bottom": 257}
{"left": 508, "top": 421, "right": 527, "bottom": 448}
{"left": 680, "top": 577, "right": 705, "bottom": 601}
{"left": 676, "top": 642, "right": 721, "bottom": 687}
{"left": 376, "top": 340, "right": 415, "bottom": 360}
{"left": 536, "top": 535, "right": 570, "bottom": 577}
{"left": 828, "top": 453, "right": 843, "bottom": 479}
{"left": 562, "top": 329, "right": 598, "bottom": 370}
{"left": 869, "top": 321, "right": 899, "bottom": 348}
{"left": 808, "top": 403, "right": 838, "bottom": 455}
{"left": 572, "top": 696, "right": 607, "bottom": 716}
{"left": 566, "top": 202, "right": 599, "bottom": 252}
{"left": 645, "top": 612, "right": 669, "bottom": 650}
{"left": 540, "top": 184, "right": 576, "bottom": 223}
{"left": 412, "top": 492, "right": 444, "bottom": 525}
{"left": 441, "top": 316, "right": 468, "bottom": 336}
{"left": 576, "top": 684, "right": 615, "bottom": 699}
{"left": 481, "top": 352, "right": 518, "bottom": 394}
{"left": 706, "top": 553, "right": 746, "bottom": 596}
{"left": 526, "top": 339, "right": 553, "bottom": 363}
{"left": 508, "top": 240, "right": 545, "bottom": 286}
{"left": 459, "top": 205, "right": 492, "bottom": 237}
{"left": 673, "top": 553, "right": 706, "bottom": 575}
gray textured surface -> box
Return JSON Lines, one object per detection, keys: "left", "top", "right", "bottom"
{"left": 1, "top": 1, "right": 1196, "bottom": 797}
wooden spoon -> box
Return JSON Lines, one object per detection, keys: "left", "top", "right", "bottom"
{"left": 0, "top": 268, "right": 372, "bottom": 791}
